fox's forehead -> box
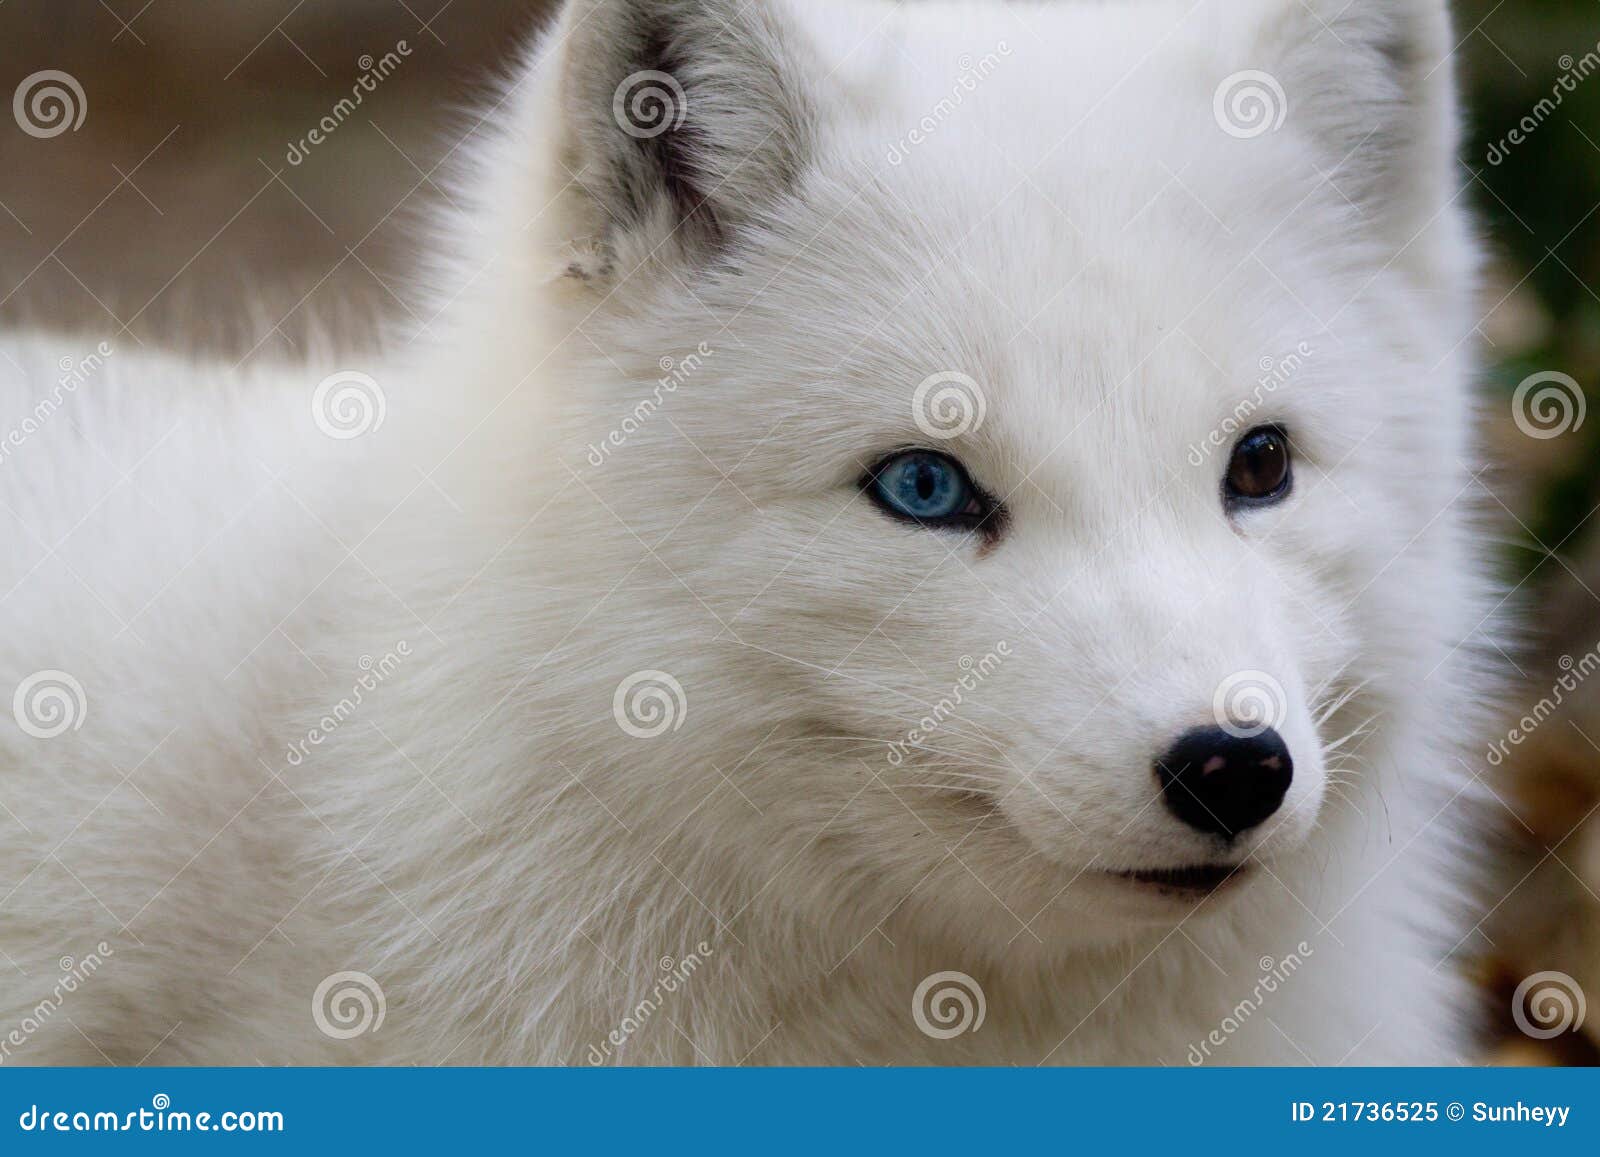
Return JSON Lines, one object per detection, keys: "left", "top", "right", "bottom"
{"left": 804, "top": 2, "right": 1338, "bottom": 268}
{"left": 764, "top": 98, "right": 1347, "bottom": 461}
{"left": 737, "top": 171, "right": 1296, "bottom": 446}
{"left": 832, "top": 2, "right": 1237, "bottom": 168}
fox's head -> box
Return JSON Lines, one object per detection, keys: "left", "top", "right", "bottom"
{"left": 450, "top": 0, "right": 1479, "bottom": 953}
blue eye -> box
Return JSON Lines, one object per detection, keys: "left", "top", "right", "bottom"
{"left": 867, "top": 450, "right": 987, "bottom": 528}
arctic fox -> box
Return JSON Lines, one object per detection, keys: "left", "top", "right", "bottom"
{"left": 0, "top": 0, "right": 1498, "bottom": 1065}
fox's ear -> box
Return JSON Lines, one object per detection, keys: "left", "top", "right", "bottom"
{"left": 1243, "top": 0, "right": 1458, "bottom": 237}
{"left": 550, "top": 0, "right": 816, "bottom": 282}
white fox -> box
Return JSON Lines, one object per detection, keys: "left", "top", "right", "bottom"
{"left": 0, "top": 0, "right": 1499, "bottom": 1065}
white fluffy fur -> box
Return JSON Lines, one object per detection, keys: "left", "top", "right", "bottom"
{"left": 0, "top": 0, "right": 1499, "bottom": 1065}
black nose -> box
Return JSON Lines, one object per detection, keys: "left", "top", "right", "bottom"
{"left": 1155, "top": 726, "right": 1292, "bottom": 839}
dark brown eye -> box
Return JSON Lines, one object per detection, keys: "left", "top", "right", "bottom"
{"left": 1225, "top": 426, "right": 1292, "bottom": 505}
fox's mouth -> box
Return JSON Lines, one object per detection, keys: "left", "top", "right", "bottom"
{"left": 1111, "top": 863, "right": 1248, "bottom": 895}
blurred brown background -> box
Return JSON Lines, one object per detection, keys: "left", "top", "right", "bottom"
{"left": 0, "top": 0, "right": 553, "bottom": 354}
{"left": 2, "top": 0, "right": 1598, "bottom": 1063}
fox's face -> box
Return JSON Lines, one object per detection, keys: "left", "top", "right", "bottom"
{"left": 522, "top": 0, "right": 1473, "bottom": 947}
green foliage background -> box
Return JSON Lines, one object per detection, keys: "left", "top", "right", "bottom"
{"left": 1461, "top": 1, "right": 1600, "bottom": 578}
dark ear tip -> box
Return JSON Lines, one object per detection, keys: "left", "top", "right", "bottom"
{"left": 553, "top": 0, "right": 814, "bottom": 275}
